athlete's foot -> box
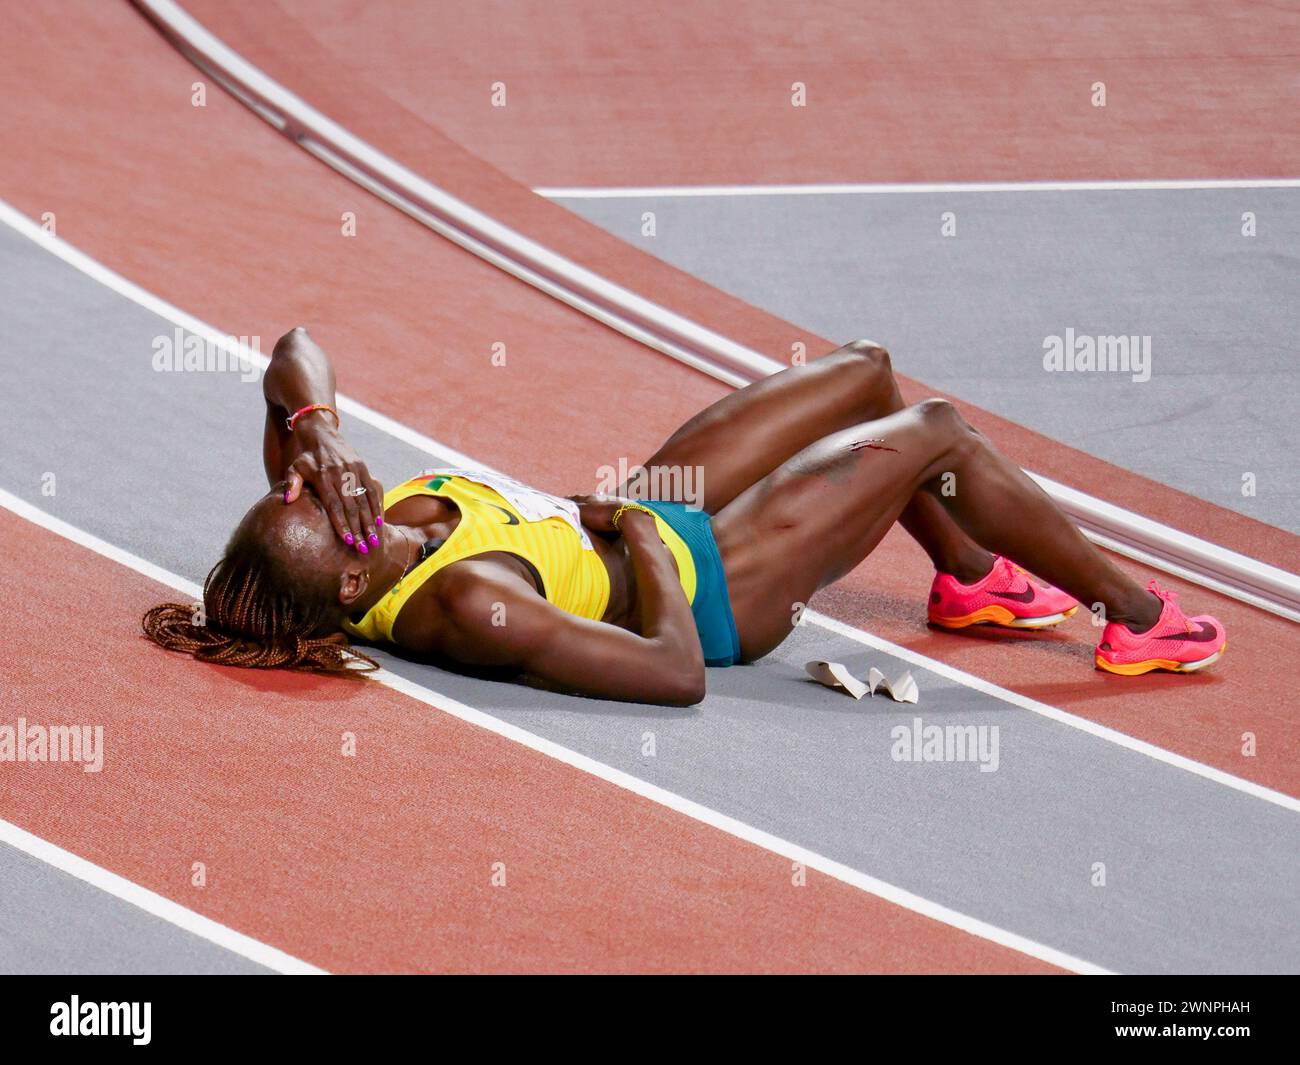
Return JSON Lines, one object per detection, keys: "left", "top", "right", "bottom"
{"left": 1095, "top": 580, "right": 1226, "bottom": 675}
{"left": 928, "top": 555, "right": 1080, "bottom": 630}
{"left": 1102, "top": 584, "right": 1165, "bottom": 633}
{"left": 939, "top": 550, "right": 996, "bottom": 586}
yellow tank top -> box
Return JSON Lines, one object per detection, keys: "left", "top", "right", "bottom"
{"left": 342, "top": 470, "right": 696, "bottom": 644}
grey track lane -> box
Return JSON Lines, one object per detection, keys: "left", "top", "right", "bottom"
{"left": 2, "top": 219, "right": 1298, "bottom": 974}
{"left": 0, "top": 843, "right": 269, "bottom": 974}
{"left": 553, "top": 187, "right": 1300, "bottom": 535}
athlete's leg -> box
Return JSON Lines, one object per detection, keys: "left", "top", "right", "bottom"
{"left": 713, "top": 399, "right": 1159, "bottom": 661}
{"left": 633, "top": 340, "right": 992, "bottom": 580}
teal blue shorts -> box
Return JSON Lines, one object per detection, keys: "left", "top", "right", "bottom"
{"left": 638, "top": 500, "right": 742, "bottom": 667}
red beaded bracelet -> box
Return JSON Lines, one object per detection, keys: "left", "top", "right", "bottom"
{"left": 285, "top": 403, "right": 340, "bottom": 432}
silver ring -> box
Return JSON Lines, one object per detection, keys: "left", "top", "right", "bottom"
{"left": 348, "top": 486, "right": 368, "bottom": 496}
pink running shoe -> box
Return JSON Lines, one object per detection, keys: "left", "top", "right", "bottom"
{"left": 1095, "top": 580, "right": 1226, "bottom": 675}
{"left": 928, "top": 555, "right": 1079, "bottom": 630}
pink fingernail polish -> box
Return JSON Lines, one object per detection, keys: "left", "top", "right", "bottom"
{"left": 369, "top": 532, "right": 379, "bottom": 546}
{"left": 375, "top": 516, "right": 383, "bottom": 527}
{"left": 344, "top": 532, "right": 354, "bottom": 545}
{"left": 357, "top": 541, "right": 369, "bottom": 555}
{"left": 283, "top": 491, "right": 291, "bottom": 503}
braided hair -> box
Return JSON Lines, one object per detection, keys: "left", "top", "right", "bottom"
{"left": 142, "top": 518, "right": 377, "bottom": 675}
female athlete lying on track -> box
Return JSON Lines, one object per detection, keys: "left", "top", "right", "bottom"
{"left": 144, "top": 328, "right": 1226, "bottom": 704}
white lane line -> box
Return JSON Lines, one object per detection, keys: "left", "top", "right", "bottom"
{"left": 0, "top": 492, "right": 320, "bottom": 975}
{"left": 4, "top": 202, "right": 1297, "bottom": 975}
{"left": 807, "top": 611, "right": 1299, "bottom": 814}
{"left": 132, "top": 0, "right": 770, "bottom": 385}
{"left": 128, "top": 0, "right": 1300, "bottom": 618}
{"left": 0, "top": 205, "right": 502, "bottom": 483}
{"left": 299, "top": 139, "right": 752, "bottom": 390}
{"left": 0, "top": 824, "right": 323, "bottom": 976}
{"left": 537, "top": 179, "right": 1300, "bottom": 198}
{"left": 3, "top": 199, "right": 1295, "bottom": 815}
{"left": 0, "top": 488, "right": 1105, "bottom": 975}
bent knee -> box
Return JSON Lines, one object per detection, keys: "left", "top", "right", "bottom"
{"left": 913, "top": 397, "right": 974, "bottom": 438}
{"left": 914, "top": 396, "right": 958, "bottom": 421}
{"left": 839, "top": 338, "right": 891, "bottom": 370}
{"left": 830, "top": 339, "right": 893, "bottom": 396}
{"left": 905, "top": 399, "right": 980, "bottom": 475}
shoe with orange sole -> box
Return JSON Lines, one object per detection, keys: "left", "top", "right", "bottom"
{"left": 1095, "top": 580, "right": 1226, "bottom": 675}
{"left": 928, "top": 555, "right": 1080, "bottom": 630}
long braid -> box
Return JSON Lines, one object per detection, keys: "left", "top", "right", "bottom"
{"left": 142, "top": 527, "right": 377, "bottom": 675}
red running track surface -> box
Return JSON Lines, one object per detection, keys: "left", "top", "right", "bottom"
{"left": 0, "top": 1, "right": 1295, "bottom": 800}
{"left": 0, "top": 509, "right": 1057, "bottom": 973}
{"left": 176, "top": 0, "right": 1300, "bottom": 573}
{"left": 194, "top": 3, "right": 1300, "bottom": 796}
{"left": 242, "top": 0, "right": 1300, "bottom": 186}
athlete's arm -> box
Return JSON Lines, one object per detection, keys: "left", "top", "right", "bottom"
{"left": 426, "top": 527, "right": 707, "bottom": 705}
{"left": 261, "top": 326, "right": 383, "bottom": 544}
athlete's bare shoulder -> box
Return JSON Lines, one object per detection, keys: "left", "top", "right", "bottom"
{"left": 388, "top": 555, "right": 538, "bottom": 661}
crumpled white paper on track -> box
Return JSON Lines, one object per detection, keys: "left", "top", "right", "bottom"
{"left": 805, "top": 661, "right": 919, "bottom": 704}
